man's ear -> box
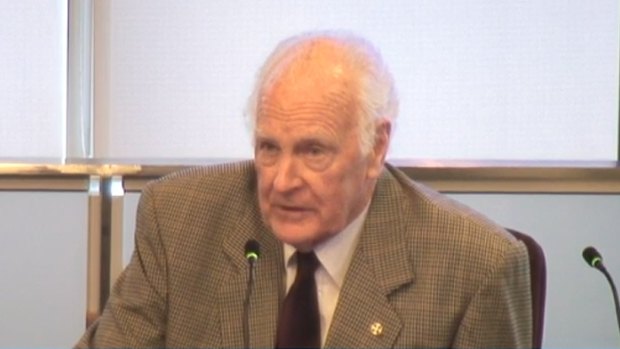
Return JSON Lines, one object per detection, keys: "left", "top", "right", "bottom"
{"left": 367, "top": 119, "right": 391, "bottom": 179}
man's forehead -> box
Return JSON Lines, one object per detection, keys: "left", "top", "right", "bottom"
{"left": 255, "top": 86, "right": 358, "bottom": 142}
{"left": 257, "top": 87, "right": 356, "bottom": 129}
{"left": 259, "top": 66, "right": 355, "bottom": 115}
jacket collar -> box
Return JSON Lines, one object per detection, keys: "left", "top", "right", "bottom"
{"left": 325, "top": 166, "right": 415, "bottom": 348}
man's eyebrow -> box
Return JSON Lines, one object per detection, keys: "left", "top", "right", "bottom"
{"left": 295, "top": 137, "right": 337, "bottom": 152}
{"left": 254, "top": 135, "right": 275, "bottom": 145}
{"left": 296, "top": 137, "right": 325, "bottom": 146}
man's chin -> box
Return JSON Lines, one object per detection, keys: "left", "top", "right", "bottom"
{"left": 271, "top": 225, "right": 318, "bottom": 250}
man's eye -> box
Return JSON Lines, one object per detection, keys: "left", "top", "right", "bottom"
{"left": 256, "top": 142, "right": 280, "bottom": 166}
{"left": 308, "top": 146, "right": 324, "bottom": 156}
{"left": 259, "top": 142, "right": 278, "bottom": 152}
{"left": 303, "top": 145, "right": 334, "bottom": 171}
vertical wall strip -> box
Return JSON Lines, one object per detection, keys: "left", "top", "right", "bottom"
{"left": 67, "top": 0, "right": 93, "bottom": 160}
{"left": 86, "top": 175, "right": 102, "bottom": 328}
{"left": 108, "top": 176, "right": 126, "bottom": 290}
{"left": 85, "top": 174, "right": 125, "bottom": 328}
{"left": 99, "top": 176, "right": 111, "bottom": 313}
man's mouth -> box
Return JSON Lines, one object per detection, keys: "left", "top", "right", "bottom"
{"left": 277, "top": 204, "right": 307, "bottom": 212}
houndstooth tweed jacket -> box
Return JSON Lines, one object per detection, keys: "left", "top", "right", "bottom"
{"left": 76, "top": 160, "right": 532, "bottom": 348}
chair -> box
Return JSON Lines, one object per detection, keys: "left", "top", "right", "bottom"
{"left": 506, "top": 228, "right": 547, "bottom": 349}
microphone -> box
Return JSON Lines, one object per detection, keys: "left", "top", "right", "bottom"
{"left": 583, "top": 246, "right": 604, "bottom": 270}
{"left": 243, "top": 239, "right": 260, "bottom": 348}
{"left": 582, "top": 246, "right": 620, "bottom": 337}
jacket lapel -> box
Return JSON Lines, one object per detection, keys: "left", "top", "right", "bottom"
{"left": 219, "top": 182, "right": 283, "bottom": 349}
{"left": 325, "top": 169, "right": 415, "bottom": 348}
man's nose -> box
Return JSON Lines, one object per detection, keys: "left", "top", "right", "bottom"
{"left": 273, "top": 156, "right": 303, "bottom": 192}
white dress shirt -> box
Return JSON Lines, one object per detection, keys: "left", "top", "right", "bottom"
{"left": 282, "top": 206, "right": 368, "bottom": 347}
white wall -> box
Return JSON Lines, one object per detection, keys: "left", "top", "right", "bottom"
{"left": 0, "top": 0, "right": 67, "bottom": 159}
{"left": 93, "top": 0, "right": 618, "bottom": 161}
{"left": 1, "top": 1, "right": 617, "bottom": 161}
{"left": 0, "top": 192, "right": 88, "bottom": 347}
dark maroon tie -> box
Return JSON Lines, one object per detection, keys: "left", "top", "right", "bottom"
{"left": 276, "top": 251, "right": 321, "bottom": 349}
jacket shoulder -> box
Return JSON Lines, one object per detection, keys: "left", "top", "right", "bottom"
{"left": 137, "top": 160, "right": 258, "bottom": 225}
{"left": 383, "top": 163, "right": 525, "bottom": 274}
{"left": 145, "top": 160, "right": 255, "bottom": 198}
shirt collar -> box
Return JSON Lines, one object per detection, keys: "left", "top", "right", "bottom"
{"left": 283, "top": 204, "right": 369, "bottom": 288}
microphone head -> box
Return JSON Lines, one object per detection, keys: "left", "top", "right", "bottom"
{"left": 582, "top": 246, "right": 603, "bottom": 269}
{"left": 245, "top": 239, "right": 260, "bottom": 263}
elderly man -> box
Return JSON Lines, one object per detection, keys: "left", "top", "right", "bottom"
{"left": 76, "top": 32, "right": 532, "bottom": 348}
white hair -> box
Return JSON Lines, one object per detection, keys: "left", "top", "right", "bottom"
{"left": 245, "top": 31, "right": 399, "bottom": 154}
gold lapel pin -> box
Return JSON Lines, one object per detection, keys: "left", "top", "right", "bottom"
{"left": 370, "top": 322, "right": 383, "bottom": 336}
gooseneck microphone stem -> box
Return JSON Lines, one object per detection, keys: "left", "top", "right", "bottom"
{"left": 599, "top": 266, "right": 620, "bottom": 337}
{"left": 582, "top": 246, "right": 620, "bottom": 339}
{"left": 243, "top": 240, "right": 260, "bottom": 349}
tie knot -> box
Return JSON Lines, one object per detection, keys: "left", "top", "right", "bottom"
{"left": 296, "top": 251, "right": 319, "bottom": 275}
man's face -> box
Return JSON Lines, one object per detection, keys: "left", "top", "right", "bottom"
{"left": 254, "top": 63, "right": 387, "bottom": 251}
